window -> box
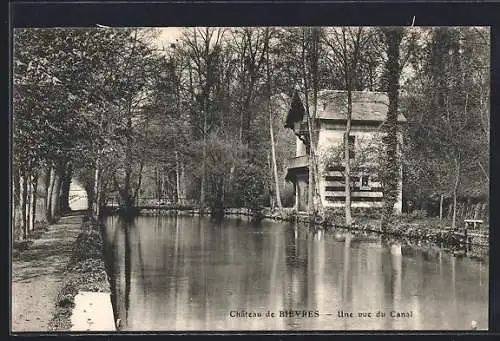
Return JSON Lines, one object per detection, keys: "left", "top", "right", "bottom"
{"left": 360, "top": 175, "right": 370, "bottom": 190}
{"left": 347, "top": 134, "right": 355, "bottom": 159}
{"left": 361, "top": 176, "right": 369, "bottom": 187}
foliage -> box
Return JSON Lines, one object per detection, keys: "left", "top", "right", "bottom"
{"left": 68, "top": 230, "right": 104, "bottom": 266}
{"left": 12, "top": 26, "right": 489, "bottom": 225}
{"left": 234, "top": 162, "right": 269, "bottom": 212}
{"left": 319, "top": 133, "right": 382, "bottom": 174}
{"left": 402, "top": 27, "right": 489, "bottom": 215}
{"left": 379, "top": 27, "right": 404, "bottom": 229}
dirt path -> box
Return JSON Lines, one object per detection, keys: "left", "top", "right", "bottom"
{"left": 11, "top": 214, "right": 83, "bottom": 332}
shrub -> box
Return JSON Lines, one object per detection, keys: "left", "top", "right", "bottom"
{"left": 351, "top": 207, "right": 381, "bottom": 219}
{"left": 56, "top": 278, "right": 79, "bottom": 308}
{"left": 49, "top": 215, "right": 110, "bottom": 332}
{"left": 410, "top": 209, "right": 428, "bottom": 219}
{"left": 281, "top": 183, "right": 296, "bottom": 208}
{"left": 68, "top": 230, "right": 103, "bottom": 266}
{"left": 67, "top": 258, "right": 105, "bottom": 273}
{"left": 234, "top": 163, "right": 268, "bottom": 216}
{"left": 323, "top": 207, "right": 345, "bottom": 226}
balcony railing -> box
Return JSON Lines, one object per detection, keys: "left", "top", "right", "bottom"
{"left": 293, "top": 121, "right": 309, "bottom": 135}
{"left": 287, "top": 155, "right": 309, "bottom": 169}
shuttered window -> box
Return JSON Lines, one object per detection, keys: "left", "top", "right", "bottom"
{"left": 348, "top": 135, "right": 355, "bottom": 159}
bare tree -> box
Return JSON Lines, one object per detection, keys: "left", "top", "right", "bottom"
{"left": 323, "top": 27, "right": 368, "bottom": 227}
{"left": 181, "top": 27, "right": 226, "bottom": 213}
{"left": 264, "top": 28, "right": 282, "bottom": 209}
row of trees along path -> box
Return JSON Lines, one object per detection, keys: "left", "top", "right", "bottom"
{"left": 13, "top": 27, "right": 489, "bottom": 239}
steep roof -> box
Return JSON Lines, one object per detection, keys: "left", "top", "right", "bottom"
{"left": 285, "top": 91, "right": 305, "bottom": 129}
{"left": 286, "top": 90, "right": 407, "bottom": 124}
{"left": 316, "top": 90, "right": 406, "bottom": 122}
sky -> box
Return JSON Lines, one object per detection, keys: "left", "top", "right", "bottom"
{"left": 152, "top": 27, "right": 183, "bottom": 50}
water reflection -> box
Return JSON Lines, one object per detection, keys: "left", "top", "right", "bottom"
{"left": 103, "top": 215, "right": 488, "bottom": 331}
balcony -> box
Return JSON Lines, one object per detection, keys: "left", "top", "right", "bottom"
{"left": 293, "top": 121, "right": 309, "bottom": 136}
{"left": 285, "top": 155, "right": 309, "bottom": 182}
{"left": 287, "top": 155, "right": 309, "bottom": 170}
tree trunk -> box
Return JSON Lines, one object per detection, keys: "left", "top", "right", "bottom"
{"left": 344, "top": 90, "right": 353, "bottom": 227}
{"left": 27, "top": 172, "right": 34, "bottom": 233}
{"left": 93, "top": 153, "right": 100, "bottom": 218}
{"left": 121, "top": 119, "right": 134, "bottom": 210}
{"left": 43, "top": 166, "right": 51, "bottom": 215}
{"left": 12, "top": 168, "right": 18, "bottom": 241}
{"left": 50, "top": 171, "right": 62, "bottom": 222}
{"left": 265, "top": 28, "right": 282, "bottom": 210}
{"left": 20, "top": 172, "right": 28, "bottom": 240}
{"left": 266, "top": 152, "right": 275, "bottom": 208}
{"left": 458, "top": 202, "right": 464, "bottom": 221}
{"left": 452, "top": 192, "right": 457, "bottom": 229}
{"left": 46, "top": 166, "right": 56, "bottom": 223}
{"left": 381, "top": 27, "right": 403, "bottom": 231}
{"left": 310, "top": 28, "right": 323, "bottom": 215}
{"left": 161, "top": 169, "right": 166, "bottom": 201}
{"left": 159, "top": 164, "right": 163, "bottom": 200}
{"left": 294, "top": 183, "right": 299, "bottom": 214}
{"left": 269, "top": 98, "right": 282, "bottom": 209}
{"left": 38, "top": 167, "right": 49, "bottom": 221}
{"left": 439, "top": 193, "right": 444, "bottom": 220}
{"left": 180, "top": 162, "right": 186, "bottom": 205}
{"left": 132, "top": 160, "right": 144, "bottom": 204}
{"left": 301, "top": 27, "right": 322, "bottom": 216}
{"left": 200, "top": 108, "right": 207, "bottom": 213}
{"left": 154, "top": 163, "right": 159, "bottom": 199}
{"left": 27, "top": 173, "right": 33, "bottom": 232}
{"left": 451, "top": 156, "right": 460, "bottom": 229}
{"left": 447, "top": 203, "right": 453, "bottom": 219}
{"left": 30, "top": 173, "right": 38, "bottom": 232}
{"left": 176, "top": 151, "right": 182, "bottom": 205}
{"left": 59, "top": 162, "right": 72, "bottom": 214}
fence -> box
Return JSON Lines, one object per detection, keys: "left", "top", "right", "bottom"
{"left": 105, "top": 197, "right": 195, "bottom": 208}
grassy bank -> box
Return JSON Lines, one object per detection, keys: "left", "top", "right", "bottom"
{"left": 124, "top": 205, "right": 488, "bottom": 257}
{"left": 225, "top": 207, "right": 489, "bottom": 249}
{"left": 48, "top": 217, "right": 111, "bottom": 331}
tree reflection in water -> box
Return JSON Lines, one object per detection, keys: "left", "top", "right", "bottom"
{"left": 102, "top": 215, "right": 488, "bottom": 331}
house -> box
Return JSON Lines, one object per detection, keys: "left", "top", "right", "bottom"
{"left": 284, "top": 90, "right": 406, "bottom": 213}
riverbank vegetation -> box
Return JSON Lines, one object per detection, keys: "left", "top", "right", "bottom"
{"left": 48, "top": 217, "right": 109, "bottom": 331}
{"left": 12, "top": 27, "right": 489, "bottom": 239}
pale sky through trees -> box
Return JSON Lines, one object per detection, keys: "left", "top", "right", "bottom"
{"left": 149, "top": 26, "right": 426, "bottom": 87}
{"left": 153, "top": 27, "right": 183, "bottom": 49}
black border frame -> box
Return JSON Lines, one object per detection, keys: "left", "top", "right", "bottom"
{"left": 6, "top": 1, "right": 499, "bottom": 340}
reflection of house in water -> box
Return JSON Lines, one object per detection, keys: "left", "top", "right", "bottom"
{"left": 341, "top": 233, "right": 353, "bottom": 308}
{"left": 284, "top": 90, "right": 406, "bottom": 213}
{"left": 282, "top": 225, "right": 309, "bottom": 309}
{"left": 284, "top": 225, "right": 309, "bottom": 268}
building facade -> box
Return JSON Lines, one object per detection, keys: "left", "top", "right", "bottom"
{"left": 284, "top": 90, "right": 406, "bottom": 213}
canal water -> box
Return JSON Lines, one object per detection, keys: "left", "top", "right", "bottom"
{"left": 102, "top": 214, "right": 488, "bottom": 331}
